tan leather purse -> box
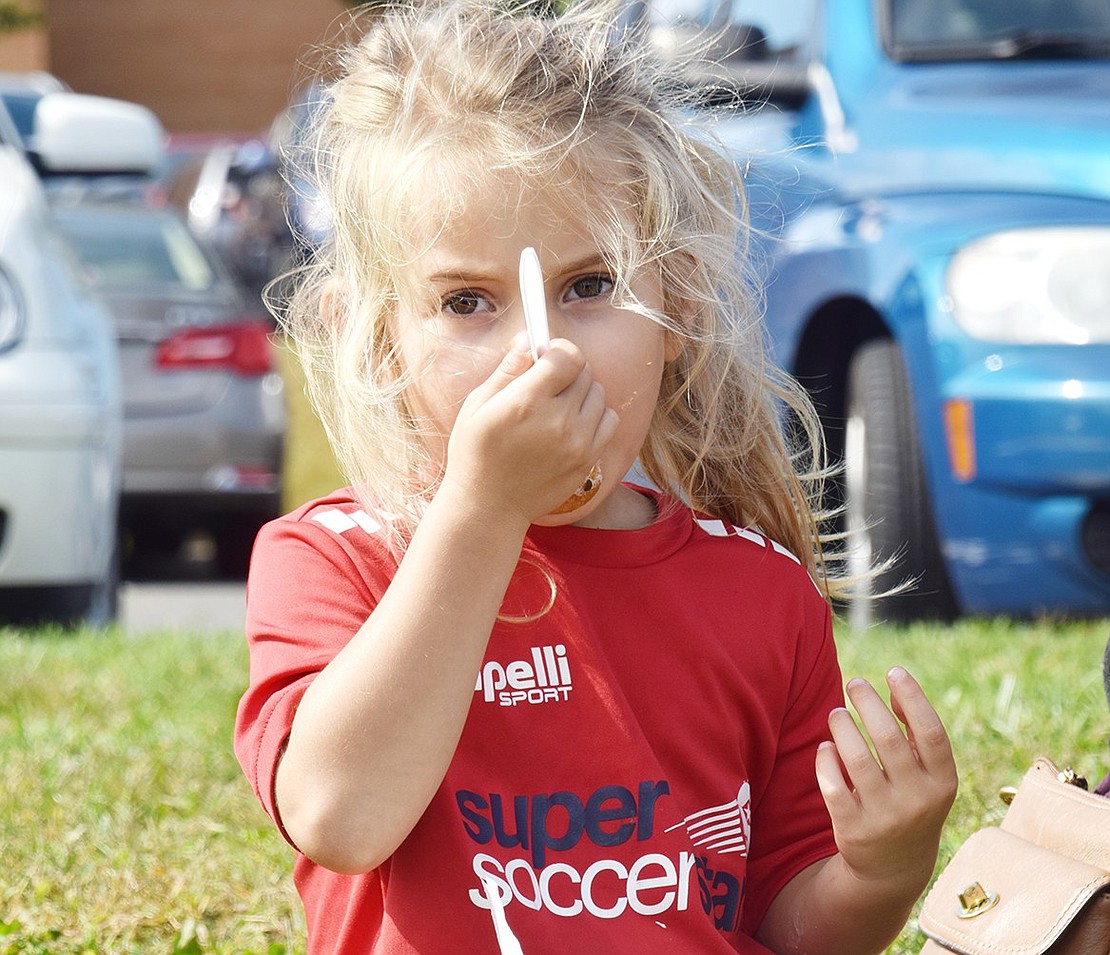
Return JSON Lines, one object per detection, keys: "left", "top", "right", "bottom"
{"left": 920, "top": 757, "right": 1110, "bottom": 955}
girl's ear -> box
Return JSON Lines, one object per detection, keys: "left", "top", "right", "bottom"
{"left": 319, "top": 279, "right": 343, "bottom": 327}
{"left": 662, "top": 293, "right": 695, "bottom": 364}
{"left": 663, "top": 325, "right": 686, "bottom": 363}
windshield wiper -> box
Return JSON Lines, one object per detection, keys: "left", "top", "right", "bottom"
{"left": 896, "top": 31, "right": 1110, "bottom": 63}
{"left": 984, "top": 31, "right": 1110, "bottom": 59}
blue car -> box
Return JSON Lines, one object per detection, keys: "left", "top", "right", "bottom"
{"left": 636, "top": 0, "right": 1110, "bottom": 621}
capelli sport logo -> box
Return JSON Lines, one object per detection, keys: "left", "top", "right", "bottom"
{"left": 475, "top": 645, "right": 573, "bottom": 706}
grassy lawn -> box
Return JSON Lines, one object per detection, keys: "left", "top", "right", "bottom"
{"left": 1, "top": 618, "right": 1107, "bottom": 953}
{"left": 0, "top": 627, "right": 301, "bottom": 955}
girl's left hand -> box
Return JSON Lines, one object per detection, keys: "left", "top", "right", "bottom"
{"left": 815, "top": 666, "right": 958, "bottom": 896}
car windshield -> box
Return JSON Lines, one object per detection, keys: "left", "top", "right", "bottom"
{"left": 886, "top": 0, "right": 1110, "bottom": 61}
{"left": 637, "top": 0, "right": 813, "bottom": 58}
{"left": 57, "top": 210, "right": 219, "bottom": 293}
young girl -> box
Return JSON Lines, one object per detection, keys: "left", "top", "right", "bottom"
{"left": 234, "top": 2, "right": 957, "bottom": 952}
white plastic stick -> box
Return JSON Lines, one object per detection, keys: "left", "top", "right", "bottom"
{"left": 519, "top": 246, "right": 549, "bottom": 360}
{"left": 479, "top": 872, "right": 525, "bottom": 955}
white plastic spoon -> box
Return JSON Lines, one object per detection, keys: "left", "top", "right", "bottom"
{"left": 518, "top": 246, "right": 549, "bottom": 360}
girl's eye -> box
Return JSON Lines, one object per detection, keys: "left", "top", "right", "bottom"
{"left": 566, "top": 273, "right": 614, "bottom": 302}
{"left": 442, "top": 290, "right": 494, "bottom": 316}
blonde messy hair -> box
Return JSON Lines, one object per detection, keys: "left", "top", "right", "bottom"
{"left": 276, "top": 0, "right": 845, "bottom": 597}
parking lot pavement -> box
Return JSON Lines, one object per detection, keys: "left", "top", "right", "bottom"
{"left": 119, "top": 580, "right": 247, "bottom": 635}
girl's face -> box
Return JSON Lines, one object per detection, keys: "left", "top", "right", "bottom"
{"left": 392, "top": 173, "right": 680, "bottom": 528}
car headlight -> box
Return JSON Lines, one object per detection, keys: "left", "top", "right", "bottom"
{"left": 0, "top": 264, "right": 27, "bottom": 355}
{"left": 947, "top": 227, "right": 1110, "bottom": 344}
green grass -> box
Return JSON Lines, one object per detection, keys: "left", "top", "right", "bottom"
{"left": 1, "top": 618, "right": 1107, "bottom": 953}
{"left": 0, "top": 627, "right": 302, "bottom": 955}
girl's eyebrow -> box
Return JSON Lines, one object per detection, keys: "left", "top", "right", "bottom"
{"left": 425, "top": 267, "right": 499, "bottom": 285}
{"left": 553, "top": 253, "right": 609, "bottom": 276}
{"left": 421, "top": 253, "right": 505, "bottom": 285}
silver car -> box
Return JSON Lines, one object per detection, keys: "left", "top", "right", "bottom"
{"left": 52, "top": 201, "right": 286, "bottom": 578}
{"left": 0, "top": 81, "right": 162, "bottom": 625}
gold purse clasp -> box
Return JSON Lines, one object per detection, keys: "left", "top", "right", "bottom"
{"left": 957, "top": 882, "right": 1000, "bottom": 919}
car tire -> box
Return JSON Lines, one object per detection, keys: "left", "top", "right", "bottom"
{"left": 2, "top": 573, "right": 116, "bottom": 629}
{"left": 843, "top": 338, "right": 959, "bottom": 627}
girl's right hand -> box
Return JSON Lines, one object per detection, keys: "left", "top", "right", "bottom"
{"left": 440, "top": 333, "right": 619, "bottom": 525}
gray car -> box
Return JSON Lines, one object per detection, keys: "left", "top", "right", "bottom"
{"left": 52, "top": 200, "right": 286, "bottom": 577}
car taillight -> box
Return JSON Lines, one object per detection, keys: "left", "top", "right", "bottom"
{"left": 155, "top": 321, "right": 274, "bottom": 375}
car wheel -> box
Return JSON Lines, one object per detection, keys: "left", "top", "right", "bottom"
{"left": 842, "top": 338, "right": 958, "bottom": 627}
{"left": 2, "top": 573, "right": 116, "bottom": 629}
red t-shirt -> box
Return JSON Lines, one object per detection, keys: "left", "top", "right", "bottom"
{"left": 235, "top": 486, "right": 843, "bottom": 954}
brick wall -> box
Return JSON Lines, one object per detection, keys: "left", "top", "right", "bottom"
{"left": 41, "top": 0, "right": 349, "bottom": 133}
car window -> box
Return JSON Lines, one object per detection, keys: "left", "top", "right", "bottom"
{"left": 163, "top": 220, "right": 217, "bottom": 290}
{"left": 887, "top": 0, "right": 1110, "bottom": 59}
{"left": 0, "top": 91, "right": 41, "bottom": 148}
{"left": 644, "top": 0, "right": 729, "bottom": 27}
{"left": 641, "top": 0, "right": 814, "bottom": 56}
{"left": 58, "top": 212, "right": 218, "bottom": 293}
